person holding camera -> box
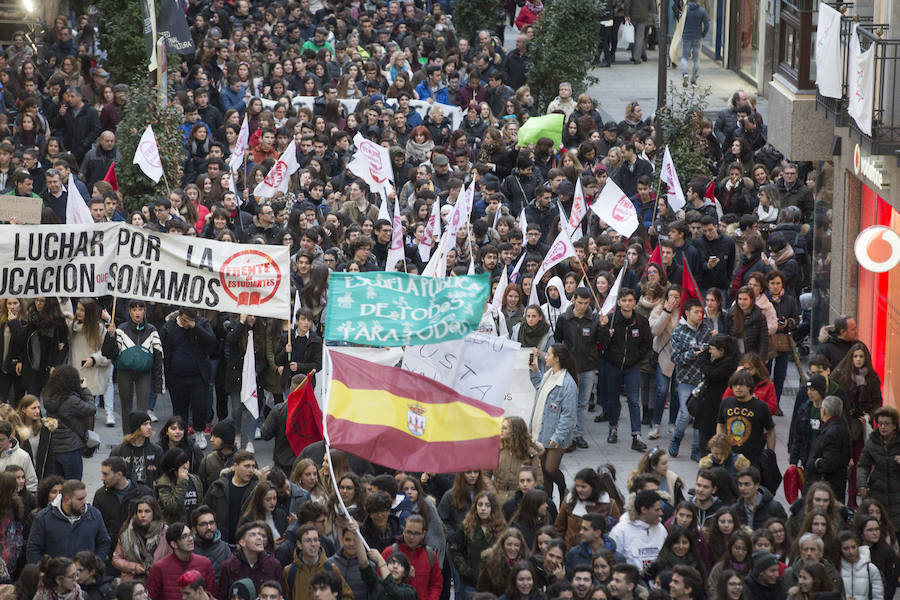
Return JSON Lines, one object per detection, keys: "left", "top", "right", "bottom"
{"left": 667, "top": 299, "right": 712, "bottom": 462}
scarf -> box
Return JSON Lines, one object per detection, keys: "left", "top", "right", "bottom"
{"left": 531, "top": 367, "right": 566, "bottom": 440}
{"left": 405, "top": 139, "right": 434, "bottom": 164}
{"left": 770, "top": 244, "right": 795, "bottom": 265}
{"left": 852, "top": 367, "right": 868, "bottom": 388}
{"left": 118, "top": 519, "right": 165, "bottom": 569}
{"left": 33, "top": 585, "right": 85, "bottom": 600}
{"left": 518, "top": 319, "right": 550, "bottom": 348}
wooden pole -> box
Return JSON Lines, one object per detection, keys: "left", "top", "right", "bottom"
{"left": 579, "top": 262, "right": 602, "bottom": 308}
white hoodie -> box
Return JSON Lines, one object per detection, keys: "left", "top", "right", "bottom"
{"left": 609, "top": 517, "right": 668, "bottom": 569}
{"left": 841, "top": 546, "right": 884, "bottom": 600}
{"left": 541, "top": 276, "right": 571, "bottom": 334}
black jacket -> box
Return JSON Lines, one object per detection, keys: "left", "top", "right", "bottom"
{"left": 500, "top": 169, "right": 543, "bottom": 218}
{"left": 274, "top": 328, "right": 323, "bottom": 390}
{"left": 44, "top": 388, "right": 95, "bottom": 453}
{"left": 725, "top": 305, "right": 769, "bottom": 358}
{"left": 159, "top": 315, "right": 216, "bottom": 385}
{"left": 804, "top": 417, "right": 852, "bottom": 501}
{"left": 202, "top": 471, "right": 259, "bottom": 544}
{"left": 502, "top": 49, "right": 529, "bottom": 90}
{"left": 817, "top": 332, "right": 855, "bottom": 374}
{"left": 743, "top": 574, "right": 786, "bottom": 600}
{"left": 694, "top": 234, "right": 737, "bottom": 291}
{"left": 731, "top": 487, "right": 787, "bottom": 530}
{"left": 695, "top": 351, "right": 740, "bottom": 435}
{"left": 109, "top": 440, "right": 164, "bottom": 486}
{"left": 259, "top": 401, "right": 298, "bottom": 474}
{"left": 92, "top": 481, "right": 154, "bottom": 555}
{"left": 553, "top": 305, "right": 602, "bottom": 373}
{"left": 600, "top": 310, "right": 652, "bottom": 371}
{"left": 55, "top": 103, "right": 102, "bottom": 163}
{"left": 612, "top": 157, "right": 653, "bottom": 197}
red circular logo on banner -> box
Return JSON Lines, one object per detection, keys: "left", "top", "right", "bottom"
{"left": 219, "top": 249, "right": 283, "bottom": 306}
{"left": 265, "top": 160, "right": 289, "bottom": 187}
{"left": 612, "top": 196, "right": 635, "bottom": 221}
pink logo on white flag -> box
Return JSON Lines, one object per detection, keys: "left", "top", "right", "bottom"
{"left": 590, "top": 178, "right": 639, "bottom": 238}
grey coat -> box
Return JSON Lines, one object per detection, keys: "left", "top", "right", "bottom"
{"left": 529, "top": 367, "right": 578, "bottom": 448}
{"left": 43, "top": 388, "right": 96, "bottom": 453}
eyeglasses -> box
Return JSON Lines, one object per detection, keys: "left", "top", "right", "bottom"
{"left": 197, "top": 520, "right": 216, "bottom": 528}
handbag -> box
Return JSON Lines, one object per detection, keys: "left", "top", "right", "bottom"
{"left": 114, "top": 344, "right": 154, "bottom": 372}
{"left": 772, "top": 333, "right": 793, "bottom": 354}
{"left": 686, "top": 381, "right": 705, "bottom": 417}
{"left": 758, "top": 448, "right": 783, "bottom": 495}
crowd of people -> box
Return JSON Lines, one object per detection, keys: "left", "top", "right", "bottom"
{"left": 0, "top": 1, "right": 878, "bottom": 600}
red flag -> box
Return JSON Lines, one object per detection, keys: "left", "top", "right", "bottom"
{"left": 681, "top": 256, "right": 703, "bottom": 315}
{"left": 286, "top": 378, "right": 324, "bottom": 455}
{"left": 641, "top": 243, "right": 662, "bottom": 279}
{"left": 104, "top": 162, "right": 118, "bottom": 191}
{"left": 704, "top": 180, "right": 715, "bottom": 202}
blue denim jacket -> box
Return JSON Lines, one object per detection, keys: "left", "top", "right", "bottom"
{"left": 529, "top": 367, "right": 578, "bottom": 448}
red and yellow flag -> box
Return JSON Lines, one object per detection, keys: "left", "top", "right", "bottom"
{"left": 325, "top": 351, "right": 504, "bottom": 472}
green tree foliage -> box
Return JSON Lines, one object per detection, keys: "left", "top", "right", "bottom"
{"left": 95, "top": 0, "right": 146, "bottom": 83}
{"left": 526, "top": 0, "right": 605, "bottom": 110}
{"left": 653, "top": 82, "right": 713, "bottom": 191}
{"left": 454, "top": 0, "right": 504, "bottom": 43}
{"left": 115, "top": 76, "right": 183, "bottom": 212}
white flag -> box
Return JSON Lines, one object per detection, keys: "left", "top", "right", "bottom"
{"left": 558, "top": 199, "right": 583, "bottom": 241}
{"left": 291, "top": 289, "right": 301, "bottom": 329}
{"left": 492, "top": 202, "right": 502, "bottom": 229}
{"left": 229, "top": 115, "right": 250, "bottom": 172}
{"left": 528, "top": 229, "right": 576, "bottom": 306}
{"left": 568, "top": 177, "right": 588, "bottom": 229}
{"left": 422, "top": 230, "right": 450, "bottom": 277}
{"left": 510, "top": 252, "right": 527, "bottom": 284}
{"left": 446, "top": 181, "right": 474, "bottom": 240}
{"left": 660, "top": 146, "right": 686, "bottom": 212}
{"left": 600, "top": 266, "right": 627, "bottom": 315}
{"left": 418, "top": 200, "right": 441, "bottom": 262}
{"left": 378, "top": 196, "right": 390, "bottom": 221}
{"left": 519, "top": 208, "right": 528, "bottom": 238}
{"left": 348, "top": 132, "right": 394, "bottom": 199}
{"left": 490, "top": 264, "right": 509, "bottom": 310}
{"left": 590, "top": 178, "right": 640, "bottom": 238}
{"left": 848, "top": 24, "right": 876, "bottom": 136}
{"left": 467, "top": 253, "right": 476, "bottom": 275}
{"left": 133, "top": 125, "right": 164, "bottom": 183}
{"left": 240, "top": 330, "right": 259, "bottom": 420}
{"left": 815, "top": 3, "right": 843, "bottom": 99}
{"left": 385, "top": 198, "right": 405, "bottom": 272}
{"left": 254, "top": 140, "right": 300, "bottom": 198}
{"left": 65, "top": 173, "right": 94, "bottom": 224}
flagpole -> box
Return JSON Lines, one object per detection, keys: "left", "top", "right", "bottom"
{"left": 579, "top": 262, "right": 602, "bottom": 308}
{"left": 160, "top": 163, "right": 171, "bottom": 196}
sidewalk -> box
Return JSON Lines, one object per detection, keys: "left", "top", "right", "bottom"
{"left": 500, "top": 23, "right": 768, "bottom": 127}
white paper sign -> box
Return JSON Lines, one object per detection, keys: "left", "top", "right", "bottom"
{"left": 401, "top": 331, "right": 520, "bottom": 409}
{"left": 505, "top": 350, "right": 537, "bottom": 421}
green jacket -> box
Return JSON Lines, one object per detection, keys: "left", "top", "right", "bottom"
{"left": 361, "top": 563, "right": 418, "bottom": 600}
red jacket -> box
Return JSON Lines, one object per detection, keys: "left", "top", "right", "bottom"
{"left": 147, "top": 552, "right": 216, "bottom": 600}
{"left": 382, "top": 541, "right": 443, "bottom": 600}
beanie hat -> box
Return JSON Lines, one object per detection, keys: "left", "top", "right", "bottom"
{"left": 229, "top": 578, "right": 256, "bottom": 600}
{"left": 806, "top": 374, "right": 827, "bottom": 398}
{"left": 128, "top": 411, "right": 151, "bottom": 434}
{"left": 751, "top": 550, "right": 779, "bottom": 577}
{"left": 211, "top": 421, "right": 236, "bottom": 447}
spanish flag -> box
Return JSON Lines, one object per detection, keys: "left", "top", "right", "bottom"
{"left": 325, "top": 351, "right": 504, "bottom": 472}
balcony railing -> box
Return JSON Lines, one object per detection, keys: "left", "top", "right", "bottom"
{"left": 847, "top": 25, "right": 900, "bottom": 156}
{"left": 815, "top": 4, "right": 875, "bottom": 126}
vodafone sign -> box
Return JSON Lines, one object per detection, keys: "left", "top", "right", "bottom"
{"left": 855, "top": 225, "right": 900, "bottom": 272}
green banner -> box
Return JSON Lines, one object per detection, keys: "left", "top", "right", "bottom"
{"left": 324, "top": 272, "right": 491, "bottom": 347}
{"left": 517, "top": 113, "right": 564, "bottom": 149}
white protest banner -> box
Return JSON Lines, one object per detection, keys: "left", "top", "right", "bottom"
{"left": 815, "top": 3, "right": 843, "bottom": 99}
{"left": 0, "top": 223, "right": 118, "bottom": 297}
{"left": 110, "top": 225, "right": 291, "bottom": 319}
{"left": 848, "top": 23, "right": 876, "bottom": 136}
{"left": 505, "top": 349, "right": 537, "bottom": 420}
{"left": 590, "top": 177, "right": 640, "bottom": 237}
{"left": 401, "top": 331, "right": 520, "bottom": 409}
